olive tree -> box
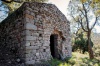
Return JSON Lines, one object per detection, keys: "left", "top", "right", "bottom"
{"left": 68, "top": 0, "right": 100, "bottom": 59}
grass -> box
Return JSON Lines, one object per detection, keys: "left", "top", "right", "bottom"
{"left": 48, "top": 52, "right": 100, "bottom": 66}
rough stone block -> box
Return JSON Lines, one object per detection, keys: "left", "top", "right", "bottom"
{"left": 30, "top": 42, "right": 36, "bottom": 46}
{"left": 26, "top": 46, "right": 39, "bottom": 50}
{"left": 26, "top": 50, "right": 31, "bottom": 54}
{"left": 25, "top": 14, "right": 34, "bottom": 19}
{"left": 25, "top": 30, "right": 31, "bottom": 35}
{"left": 26, "top": 60, "right": 35, "bottom": 64}
{"left": 25, "top": 41, "right": 31, "bottom": 46}
{"left": 26, "top": 36, "right": 36, "bottom": 40}
{"left": 36, "top": 53, "right": 39, "bottom": 57}
{"left": 26, "top": 54, "right": 31, "bottom": 58}
{"left": 26, "top": 23, "right": 37, "bottom": 30}
{"left": 25, "top": 18, "right": 30, "bottom": 23}
{"left": 43, "top": 43, "right": 49, "bottom": 46}
{"left": 25, "top": 10, "right": 30, "bottom": 14}
{"left": 46, "top": 49, "right": 50, "bottom": 52}
{"left": 32, "top": 50, "right": 36, "bottom": 53}
{"left": 25, "top": 58, "right": 30, "bottom": 61}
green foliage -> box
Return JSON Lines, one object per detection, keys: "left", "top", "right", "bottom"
{"left": 80, "top": 0, "right": 87, "bottom": 3}
{"left": 48, "top": 59, "right": 62, "bottom": 66}
{"left": 69, "top": 0, "right": 98, "bottom": 58}
{"left": 74, "top": 38, "right": 86, "bottom": 52}
{"left": 95, "top": 10, "right": 100, "bottom": 17}
{"left": 48, "top": 58, "right": 70, "bottom": 66}
{"left": 93, "top": 44, "right": 100, "bottom": 60}
{"left": 2, "top": 2, "right": 22, "bottom": 14}
{"left": 67, "top": 57, "right": 76, "bottom": 65}
{"left": 72, "top": 32, "right": 94, "bottom": 54}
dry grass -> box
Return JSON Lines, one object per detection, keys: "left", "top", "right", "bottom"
{"left": 49, "top": 52, "right": 100, "bottom": 66}
{"left": 72, "top": 52, "right": 89, "bottom": 59}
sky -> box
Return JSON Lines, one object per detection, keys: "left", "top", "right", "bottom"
{"left": 0, "top": 1, "right": 8, "bottom": 22}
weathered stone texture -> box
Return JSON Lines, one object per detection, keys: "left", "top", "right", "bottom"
{"left": 0, "top": 6, "right": 26, "bottom": 66}
{"left": 0, "top": 2, "right": 71, "bottom": 65}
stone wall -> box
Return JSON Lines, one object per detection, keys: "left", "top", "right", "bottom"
{"left": 0, "top": 5, "right": 26, "bottom": 66}
{"left": 23, "top": 2, "right": 71, "bottom": 65}
{"left": 0, "top": 2, "right": 71, "bottom": 65}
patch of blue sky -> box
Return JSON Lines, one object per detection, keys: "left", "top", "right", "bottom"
{"left": 0, "top": 1, "right": 8, "bottom": 22}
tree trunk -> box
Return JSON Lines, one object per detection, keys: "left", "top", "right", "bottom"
{"left": 87, "top": 31, "right": 94, "bottom": 59}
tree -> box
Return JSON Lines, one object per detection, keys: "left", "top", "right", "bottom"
{"left": 2, "top": 2, "right": 22, "bottom": 14}
{"left": 73, "top": 29, "right": 93, "bottom": 54}
{"left": 73, "top": 30, "right": 87, "bottom": 53}
{"left": 68, "top": 0, "right": 100, "bottom": 59}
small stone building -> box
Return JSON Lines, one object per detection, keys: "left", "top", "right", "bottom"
{"left": 0, "top": 2, "right": 71, "bottom": 65}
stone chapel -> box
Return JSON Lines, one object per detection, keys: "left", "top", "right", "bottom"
{"left": 0, "top": 2, "right": 71, "bottom": 65}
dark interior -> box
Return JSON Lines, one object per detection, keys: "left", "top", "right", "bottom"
{"left": 50, "top": 34, "right": 58, "bottom": 58}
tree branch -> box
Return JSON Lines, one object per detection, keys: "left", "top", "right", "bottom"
{"left": 1, "top": 0, "right": 13, "bottom": 3}
{"left": 82, "top": 3, "right": 90, "bottom": 30}
{"left": 71, "top": 15, "right": 78, "bottom": 22}
{"left": 90, "top": 17, "right": 98, "bottom": 30}
{"left": 77, "top": 6, "right": 85, "bottom": 17}
{"left": 78, "top": 16, "right": 88, "bottom": 32}
{"left": 1, "top": 0, "right": 48, "bottom": 3}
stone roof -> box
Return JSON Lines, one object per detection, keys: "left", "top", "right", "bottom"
{"left": 0, "top": 2, "right": 69, "bottom": 25}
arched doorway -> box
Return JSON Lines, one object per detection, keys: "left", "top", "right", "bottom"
{"left": 50, "top": 34, "right": 58, "bottom": 58}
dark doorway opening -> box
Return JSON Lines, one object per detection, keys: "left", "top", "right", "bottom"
{"left": 50, "top": 34, "right": 58, "bottom": 58}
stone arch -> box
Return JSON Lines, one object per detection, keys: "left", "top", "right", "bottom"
{"left": 49, "top": 28, "right": 66, "bottom": 59}
{"left": 53, "top": 28, "right": 66, "bottom": 41}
